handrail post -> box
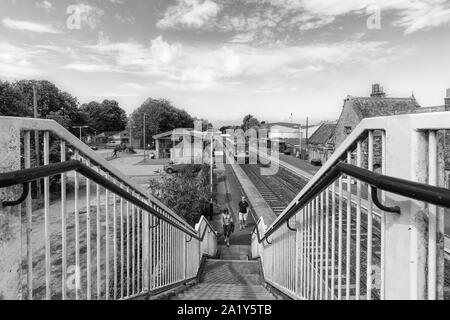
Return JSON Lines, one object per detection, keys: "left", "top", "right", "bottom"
{"left": 382, "top": 125, "right": 445, "bottom": 300}
{"left": 0, "top": 123, "right": 22, "bottom": 299}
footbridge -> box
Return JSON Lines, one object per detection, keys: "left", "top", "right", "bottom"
{"left": 0, "top": 113, "right": 449, "bottom": 300}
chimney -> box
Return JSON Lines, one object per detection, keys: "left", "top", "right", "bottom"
{"left": 445, "top": 88, "right": 450, "bottom": 111}
{"left": 371, "top": 83, "right": 386, "bottom": 98}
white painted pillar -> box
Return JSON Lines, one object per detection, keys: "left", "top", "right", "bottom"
{"left": 0, "top": 123, "right": 22, "bottom": 300}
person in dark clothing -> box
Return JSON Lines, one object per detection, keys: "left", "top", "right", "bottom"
{"left": 238, "top": 196, "right": 250, "bottom": 230}
{"left": 222, "top": 208, "right": 233, "bottom": 247}
{"left": 112, "top": 147, "right": 119, "bottom": 158}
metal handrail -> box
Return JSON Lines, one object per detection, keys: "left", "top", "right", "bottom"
{"left": 253, "top": 161, "right": 450, "bottom": 244}
{"left": 0, "top": 160, "right": 216, "bottom": 241}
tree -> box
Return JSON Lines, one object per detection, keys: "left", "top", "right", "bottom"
{"left": 0, "top": 81, "right": 30, "bottom": 117}
{"left": 148, "top": 165, "right": 213, "bottom": 226}
{"left": 79, "top": 100, "right": 127, "bottom": 134}
{"left": 242, "top": 114, "right": 260, "bottom": 131}
{"left": 131, "top": 98, "right": 195, "bottom": 147}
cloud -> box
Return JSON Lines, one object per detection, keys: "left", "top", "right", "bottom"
{"left": 59, "top": 34, "right": 404, "bottom": 94}
{"left": 36, "top": 1, "right": 53, "bottom": 12}
{"left": 0, "top": 42, "right": 44, "bottom": 78}
{"left": 267, "top": 0, "right": 450, "bottom": 34}
{"left": 1, "top": 17, "right": 62, "bottom": 34}
{"left": 157, "top": 0, "right": 221, "bottom": 29}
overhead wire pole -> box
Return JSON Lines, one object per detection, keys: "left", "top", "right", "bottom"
{"left": 143, "top": 114, "right": 146, "bottom": 162}
{"left": 209, "top": 128, "right": 214, "bottom": 221}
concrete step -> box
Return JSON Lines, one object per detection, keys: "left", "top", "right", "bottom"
{"left": 218, "top": 245, "right": 250, "bottom": 260}
{"left": 201, "top": 260, "right": 263, "bottom": 285}
{"left": 172, "top": 284, "right": 275, "bottom": 300}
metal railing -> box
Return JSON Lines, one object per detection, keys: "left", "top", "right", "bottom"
{"left": 0, "top": 117, "right": 217, "bottom": 300}
{"left": 251, "top": 112, "right": 450, "bottom": 300}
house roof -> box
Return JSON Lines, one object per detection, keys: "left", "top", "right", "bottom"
{"left": 269, "top": 122, "right": 301, "bottom": 129}
{"left": 349, "top": 97, "right": 420, "bottom": 119}
{"left": 308, "top": 122, "right": 337, "bottom": 145}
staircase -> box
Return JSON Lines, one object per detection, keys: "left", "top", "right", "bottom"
{"left": 171, "top": 245, "right": 276, "bottom": 300}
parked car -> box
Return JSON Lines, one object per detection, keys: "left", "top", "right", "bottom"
{"left": 310, "top": 159, "right": 322, "bottom": 166}
{"left": 164, "top": 162, "right": 188, "bottom": 174}
{"left": 106, "top": 141, "right": 121, "bottom": 148}
{"left": 89, "top": 145, "right": 98, "bottom": 151}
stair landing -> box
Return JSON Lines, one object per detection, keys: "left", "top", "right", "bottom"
{"left": 171, "top": 258, "right": 275, "bottom": 300}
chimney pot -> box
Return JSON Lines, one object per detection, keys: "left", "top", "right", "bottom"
{"left": 445, "top": 88, "right": 450, "bottom": 110}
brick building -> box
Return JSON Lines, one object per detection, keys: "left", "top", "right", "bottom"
{"left": 331, "top": 85, "right": 450, "bottom": 179}
{"left": 308, "top": 121, "right": 337, "bottom": 164}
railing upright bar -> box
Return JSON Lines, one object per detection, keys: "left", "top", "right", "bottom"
{"left": 428, "top": 130, "right": 437, "bottom": 300}
{"left": 325, "top": 188, "right": 330, "bottom": 300}
{"left": 346, "top": 151, "right": 352, "bottom": 300}
{"left": 24, "top": 132, "right": 33, "bottom": 300}
{"left": 366, "top": 131, "right": 374, "bottom": 300}
{"left": 137, "top": 206, "right": 141, "bottom": 293}
{"left": 120, "top": 190, "right": 124, "bottom": 299}
{"left": 381, "top": 131, "right": 386, "bottom": 299}
{"left": 307, "top": 202, "right": 311, "bottom": 300}
{"left": 126, "top": 190, "right": 131, "bottom": 297}
{"left": 43, "top": 131, "right": 51, "bottom": 300}
{"left": 320, "top": 192, "right": 324, "bottom": 300}
{"left": 331, "top": 182, "right": 336, "bottom": 300}
{"left": 105, "top": 179, "right": 110, "bottom": 300}
{"left": 74, "top": 150, "right": 80, "bottom": 300}
{"left": 60, "top": 140, "right": 67, "bottom": 300}
{"left": 300, "top": 209, "right": 305, "bottom": 298}
{"left": 96, "top": 167, "right": 101, "bottom": 299}
{"left": 356, "top": 140, "right": 362, "bottom": 300}
{"left": 113, "top": 190, "right": 118, "bottom": 299}
{"left": 86, "top": 159, "right": 92, "bottom": 300}
{"left": 314, "top": 198, "right": 319, "bottom": 299}
{"left": 338, "top": 176, "right": 343, "bottom": 300}
{"left": 132, "top": 196, "right": 136, "bottom": 295}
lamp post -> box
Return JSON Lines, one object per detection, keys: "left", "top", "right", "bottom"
{"left": 73, "top": 126, "right": 89, "bottom": 142}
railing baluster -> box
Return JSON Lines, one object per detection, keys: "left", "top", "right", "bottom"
{"left": 338, "top": 176, "right": 343, "bottom": 300}
{"left": 315, "top": 197, "right": 319, "bottom": 299}
{"left": 132, "top": 196, "right": 136, "bottom": 295}
{"left": 24, "top": 132, "right": 33, "bottom": 300}
{"left": 346, "top": 151, "right": 351, "bottom": 300}
{"left": 367, "top": 131, "right": 374, "bottom": 300}
{"left": 325, "top": 187, "right": 330, "bottom": 300}
{"left": 300, "top": 209, "right": 305, "bottom": 298}
{"left": 43, "top": 131, "right": 51, "bottom": 300}
{"left": 320, "top": 192, "right": 324, "bottom": 300}
{"left": 96, "top": 168, "right": 101, "bottom": 299}
{"left": 60, "top": 140, "right": 67, "bottom": 300}
{"left": 105, "top": 178, "right": 110, "bottom": 300}
{"left": 381, "top": 131, "right": 386, "bottom": 299}
{"left": 307, "top": 202, "right": 311, "bottom": 300}
{"left": 120, "top": 191, "right": 124, "bottom": 299}
{"left": 428, "top": 130, "right": 437, "bottom": 300}
{"left": 85, "top": 159, "right": 92, "bottom": 300}
{"left": 113, "top": 189, "right": 118, "bottom": 300}
{"left": 356, "top": 141, "right": 362, "bottom": 300}
{"left": 126, "top": 190, "right": 130, "bottom": 297}
{"left": 331, "top": 183, "right": 336, "bottom": 300}
{"left": 137, "top": 207, "right": 141, "bottom": 293}
{"left": 74, "top": 150, "right": 80, "bottom": 300}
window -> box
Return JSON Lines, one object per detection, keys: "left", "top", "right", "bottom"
{"left": 344, "top": 126, "right": 352, "bottom": 135}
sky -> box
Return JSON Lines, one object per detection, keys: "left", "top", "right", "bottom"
{"left": 1, "top": 0, "right": 450, "bottom": 127}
